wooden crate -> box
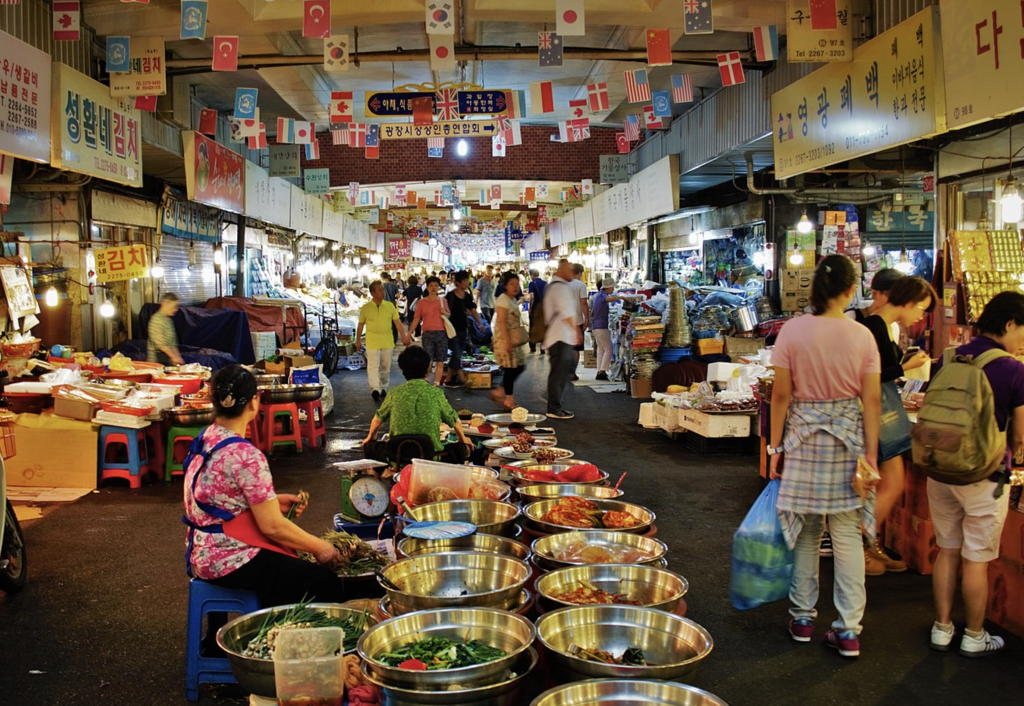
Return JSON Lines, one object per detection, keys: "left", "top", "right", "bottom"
{"left": 465, "top": 371, "right": 492, "bottom": 389}
{"left": 679, "top": 409, "right": 751, "bottom": 438}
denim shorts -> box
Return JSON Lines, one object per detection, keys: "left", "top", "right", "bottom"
{"left": 449, "top": 329, "right": 469, "bottom": 370}
{"left": 420, "top": 330, "right": 449, "bottom": 362}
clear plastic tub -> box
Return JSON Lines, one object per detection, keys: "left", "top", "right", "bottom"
{"left": 273, "top": 626, "right": 344, "bottom": 706}
{"left": 408, "top": 458, "right": 473, "bottom": 506}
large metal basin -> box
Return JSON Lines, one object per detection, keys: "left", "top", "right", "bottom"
{"left": 506, "top": 460, "right": 609, "bottom": 486}
{"left": 257, "top": 384, "right": 299, "bottom": 403}
{"left": 531, "top": 530, "right": 668, "bottom": 571}
{"left": 535, "top": 605, "right": 713, "bottom": 683}
{"left": 400, "top": 499, "right": 521, "bottom": 537}
{"left": 397, "top": 532, "right": 531, "bottom": 561}
{"left": 377, "top": 551, "right": 530, "bottom": 616}
{"left": 292, "top": 383, "right": 324, "bottom": 402}
{"left": 167, "top": 406, "right": 215, "bottom": 426}
{"left": 517, "top": 484, "right": 623, "bottom": 503}
{"left": 524, "top": 498, "right": 655, "bottom": 535}
{"left": 357, "top": 607, "right": 536, "bottom": 690}
{"left": 531, "top": 679, "right": 730, "bottom": 706}
{"left": 535, "top": 564, "right": 688, "bottom": 613}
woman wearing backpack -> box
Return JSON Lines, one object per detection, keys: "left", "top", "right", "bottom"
{"left": 769, "top": 255, "right": 882, "bottom": 659}
{"left": 859, "top": 275, "right": 936, "bottom": 574}
{"left": 924, "top": 291, "right": 1024, "bottom": 657}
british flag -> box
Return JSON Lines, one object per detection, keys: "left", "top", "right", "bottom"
{"left": 569, "top": 118, "right": 590, "bottom": 141}
{"left": 624, "top": 69, "right": 651, "bottom": 103}
{"left": 538, "top": 31, "right": 553, "bottom": 49}
{"left": 435, "top": 88, "right": 459, "bottom": 121}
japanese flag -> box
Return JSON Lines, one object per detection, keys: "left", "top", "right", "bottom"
{"left": 492, "top": 133, "right": 506, "bottom": 158}
{"left": 429, "top": 33, "right": 456, "bottom": 71}
{"left": 556, "top": 0, "right": 585, "bottom": 36}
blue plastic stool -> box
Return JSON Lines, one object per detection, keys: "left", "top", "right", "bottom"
{"left": 184, "top": 579, "right": 260, "bottom": 701}
{"left": 98, "top": 424, "right": 151, "bottom": 488}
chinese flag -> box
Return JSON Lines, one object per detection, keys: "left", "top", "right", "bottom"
{"left": 407, "top": 190, "right": 417, "bottom": 206}
{"left": 212, "top": 36, "right": 239, "bottom": 71}
{"left": 645, "top": 29, "right": 672, "bottom": 66}
{"left": 616, "top": 132, "right": 629, "bottom": 154}
{"left": 417, "top": 197, "right": 427, "bottom": 210}
{"left": 412, "top": 97, "right": 433, "bottom": 126}
{"left": 809, "top": 0, "right": 837, "bottom": 30}
{"left": 303, "top": 0, "right": 331, "bottom": 39}
{"left": 134, "top": 95, "right": 158, "bottom": 111}
{"left": 198, "top": 108, "right": 218, "bottom": 134}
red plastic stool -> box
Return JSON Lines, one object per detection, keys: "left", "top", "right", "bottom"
{"left": 143, "top": 420, "right": 166, "bottom": 481}
{"left": 296, "top": 399, "right": 326, "bottom": 449}
{"left": 245, "top": 418, "right": 264, "bottom": 453}
{"left": 260, "top": 402, "right": 302, "bottom": 454}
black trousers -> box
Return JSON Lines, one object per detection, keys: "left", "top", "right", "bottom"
{"left": 503, "top": 364, "right": 525, "bottom": 395}
{"left": 206, "top": 548, "right": 346, "bottom": 607}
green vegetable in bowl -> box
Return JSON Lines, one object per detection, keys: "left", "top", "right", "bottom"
{"left": 376, "top": 637, "right": 508, "bottom": 670}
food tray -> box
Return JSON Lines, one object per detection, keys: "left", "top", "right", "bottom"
{"left": 100, "top": 400, "right": 155, "bottom": 417}
{"left": 524, "top": 497, "right": 656, "bottom": 535}
{"left": 486, "top": 412, "right": 548, "bottom": 425}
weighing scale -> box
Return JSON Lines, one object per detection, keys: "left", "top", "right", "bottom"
{"left": 334, "top": 460, "right": 391, "bottom": 524}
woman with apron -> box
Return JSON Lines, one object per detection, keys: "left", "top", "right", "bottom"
{"left": 183, "top": 366, "right": 344, "bottom": 606}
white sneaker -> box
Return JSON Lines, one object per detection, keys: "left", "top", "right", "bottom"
{"left": 959, "top": 631, "right": 1005, "bottom": 658}
{"left": 929, "top": 622, "right": 955, "bottom": 651}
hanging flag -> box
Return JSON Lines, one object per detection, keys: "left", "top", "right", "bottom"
{"left": 135, "top": 95, "right": 158, "bottom": 111}
{"left": 530, "top": 81, "right": 555, "bottom": 113}
{"left": 106, "top": 36, "right": 131, "bottom": 73}
{"left": 624, "top": 114, "right": 641, "bottom": 141}
{"left": 568, "top": 98, "right": 588, "bottom": 119}
{"left": 198, "top": 108, "right": 218, "bottom": 135}
{"left": 303, "top": 0, "right": 331, "bottom": 39}
{"left": 491, "top": 184, "right": 502, "bottom": 202}
{"left": 233, "top": 88, "right": 258, "bottom": 120}
{"left": 624, "top": 69, "right": 651, "bottom": 103}
{"left": 425, "top": 1, "right": 455, "bottom": 34}
{"left": 569, "top": 118, "right": 590, "bottom": 141}
{"left": 525, "top": 187, "right": 536, "bottom": 203}
{"left": 365, "top": 125, "right": 380, "bottom": 159}
{"left": 538, "top": 31, "right": 563, "bottom": 68}
{"left": 581, "top": 179, "right": 593, "bottom": 196}
{"left": 683, "top": 0, "right": 714, "bottom": 35}
{"left": 752, "top": 25, "right": 778, "bottom": 62}
{"left": 810, "top": 0, "right": 838, "bottom": 30}
{"left": 248, "top": 125, "right": 268, "bottom": 150}
{"left": 232, "top": 116, "right": 260, "bottom": 138}
{"left": 428, "top": 33, "right": 456, "bottom": 71}
{"left": 294, "top": 121, "right": 315, "bottom": 144}
{"left": 652, "top": 90, "right": 672, "bottom": 117}
{"left": 505, "top": 120, "right": 523, "bottom": 146}
{"left": 587, "top": 82, "right": 609, "bottom": 112}
{"left": 717, "top": 51, "right": 745, "bottom": 86}
{"left": 305, "top": 141, "right": 320, "bottom": 160}
{"left": 394, "top": 185, "right": 408, "bottom": 207}
{"left": 671, "top": 74, "right": 693, "bottom": 103}
{"left": 412, "top": 97, "right": 434, "bottom": 126}
{"left": 434, "top": 88, "right": 459, "bottom": 121}
{"left": 492, "top": 132, "right": 506, "bottom": 157}
{"left": 552, "top": 122, "right": 572, "bottom": 143}
{"left": 643, "top": 104, "right": 662, "bottom": 129}
{"left": 417, "top": 196, "right": 427, "bottom": 209}
{"left": 556, "top": 0, "right": 585, "bottom": 36}
{"left": 329, "top": 90, "right": 353, "bottom": 123}
{"left": 646, "top": 29, "right": 673, "bottom": 66}
{"left": 324, "top": 34, "right": 349, "bottom": 71}
{"left": 331, "top": 125, "right": 349, "bottom": 146}
{"left": 616, "top": 132, "right": 629, "bottom": 153}
{"left": 212, "top": 36, "right": 239, "bottom": 71}
{"left": 505, "top": 90, "right": 527, "bottom": 119}
{"left": 277, "top": 117, "right": 295, "bottom": 143}
{"left": 348, "top": 123, "right": 368, "bottom": 148}
{"left": 180, "top": 0, "right": 208, "bottom": 40}
{"left": 537, "top": 183, "right": 549, "bottom": 198}
{"left": 52, "top": 1, "right": 80, "bottom": 41}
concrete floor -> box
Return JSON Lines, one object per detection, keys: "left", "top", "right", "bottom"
{"left": 1, "top": 352, "right": 1022, "bottom": 705}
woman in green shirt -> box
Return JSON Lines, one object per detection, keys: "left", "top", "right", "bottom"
{"left": 360, "top": 346, "right": 473, "bottom": 462}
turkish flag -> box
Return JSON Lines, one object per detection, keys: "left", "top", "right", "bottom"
{"left": 198, "top": 108, "right": 218, "bottom": 135}
{"left": 616, "top": 132, "right": 629, "bottom": 154}
{"left": 303, "top": 0, "right": 331, "bottom": 39}
{"left": 212, "top": 36, "right": 239, "bottom": 71}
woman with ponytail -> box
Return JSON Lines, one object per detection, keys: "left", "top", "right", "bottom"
{"left": 768, "top": 254, "right": 882, "bottom": 659}
{"left": 182, "top": 365, "right": 344, "bottom": 606}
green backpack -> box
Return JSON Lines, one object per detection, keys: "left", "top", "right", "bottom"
{"left": 910, "top": 347, "right": 1012, "bottom": 485}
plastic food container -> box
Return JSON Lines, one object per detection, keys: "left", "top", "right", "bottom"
{"left": 407, "top": 458, "right": 472, "bottom": 506}
{"left": 273, "top": 627, "right": 344, "bottom": 706}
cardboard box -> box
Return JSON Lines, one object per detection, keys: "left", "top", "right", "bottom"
{"left": 638, "top": 402, "right": 657, "bottom": 428}
{"left": 8, "top": 413, "right": 99, "bottom": 489}
{"left": 583, "top": 350, "right": 597, "bottom": 368}
{"left": 679, "top": 409, "right": 751, "bottom": 438}
{"left": 651, "top": 403, "right": 683, "bottom": 433}
{"left": 725, "top": 336, "right": 766, "bottom": 358}
{"left": 630, "top": 377, "right": 653, "bottom": 399}
{"left": 782, "top": 270, "right": 814, "bottom": 291}
{"left": 465, "top": 371, "right": 492, "bottom": 389}
{"left": 781, "top": 289, "right": 811, "bottom": 312}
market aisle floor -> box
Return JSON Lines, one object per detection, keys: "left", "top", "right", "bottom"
{"left": 1, "top": 353, "right": 1022, "bottom": 705}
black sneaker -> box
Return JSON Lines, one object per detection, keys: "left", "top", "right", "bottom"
{"left": 546, "top": 410, "right": 575, "bottom": 420}
{"left": 380, "top": 390, "right": 387, "bottom": 399}
{"left": 570, "top": 373, "right": 580, "bottom": 381}
{"left": 595, "top": 372, "right": 609, "bottom": 381}
{"left": 820, "top": 530, "right": 834, "bottom": 558}
{"left": 443, "top": 379, "right": 462, "bottom": 389}
{"left": 371, "top": 390, "right": 381, "bottom": 402}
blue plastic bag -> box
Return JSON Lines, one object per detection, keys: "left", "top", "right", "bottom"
{"left": 729, "top": 479, "right": 795, "bottom": 611}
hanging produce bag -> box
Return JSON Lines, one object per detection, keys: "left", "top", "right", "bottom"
{"left": 729, "top": 479, "right": 794, "bottom": 611}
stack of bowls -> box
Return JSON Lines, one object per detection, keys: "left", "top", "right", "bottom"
{"left": 535, "top": 564, "right": 688, "bottom": 613}
{"left": 397, "top": 532, "right": 531, "bottom": 562}
{"left": 530, "top": 679, "right": 731, "bottom": 705}
{"left": 531, "top": 531, "right": 668, "bottom": 572}
{"left": 398, "top": 499, "right": 522, "bottom": 537}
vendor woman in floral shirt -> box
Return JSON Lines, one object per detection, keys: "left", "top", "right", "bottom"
{"left": 183, "top": 365, "right": 344, "bottom": 606}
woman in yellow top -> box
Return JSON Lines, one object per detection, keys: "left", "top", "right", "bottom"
{"left": 356, "top": 280, "right": 410, "bottom": 401}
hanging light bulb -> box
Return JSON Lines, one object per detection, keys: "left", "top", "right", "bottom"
{"left": 796, "top": 210, "right": 814, "bottom": 234}
{"left": 895, "top": 247, "right": 914, "bottom": 274}
{"left": 213, "top": 247, "right": 224, "bottom": 266}
{"left": 353, "top": 256, "right": 361, "bottom": 265}
{"left": 788, "top": 246, "right": 805, "bottom": 266}
{"left": 331, "top": 241, "right": 341, "bottom": 251}
{"left": 99, "top": 296, "right": 115, "bottom": 318}
{"left": 188, "top": 241, "right": 197, "bottom": 268}
{"left": 1001, "top": 176, "right": 1023, "bottom": 223}
{"left": 456, "top": 139, "right": 468, "bottom": 157}
{"left": 862, "top": 242, "right": 877, "bottom": 258}
{"left": 451, "top": 223, "right": 459, "bottom": 232}
{"left": 44, "top": 286, "right": 59, "bottom": 307}
{"left": 452, "top": 207, "right": 462, "bottom": 221}
{"left": 150, "top": 258, "right": 165, "bottom": 278}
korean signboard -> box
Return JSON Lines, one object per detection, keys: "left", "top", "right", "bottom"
{"left": 771, "top": 7, "right": 946, "bottom": 180}
{"left": 864, "top": 205, "right": 935, "bottom": 233}
{"left": 304, "top": 168, "right": 330, "bottom": 195}
{"left": 269, "top": 144, "right": 300, "bottom": 178}
{"left": 388, "top": 237, "right": 412, "bottom": 261}
{"left": 244, "top": 160, "right": 292, "bottom": 228}
{"left": 365, "top": 90, "right": 508, "bottom": 117}
{"left": 529, "top": 250, "right": 551, "bottom": 262}
{"left": 182, "top": 131, "right": 245, "bottom": 213}
{"left": 51, "top": 63, "right": 143, "bottom": 188}
{"left": 786, "top": 0, "right": 854, "bottom": 63}
{"left": 380, "top": 121, "right": 499, "bottom": 140}
{"left": 0, "top": 30, "right": 51, "bottom": 163}
{"left": 599, "top": 155, "right": 629, "bottom": 184}
{"left": 940, "top": 0, "right": 1024, "bottom": 129}
{"left": 290, "top": 184, "right": 323, "bottom": 236}
{"left": 161, "top": 193, "right": 219, "bottom": 243}
{"left": 108, "top": 37, "right": 167, "bottom": 97}
{"left": 94, "top": 244, "right": 149, "bottom": 283}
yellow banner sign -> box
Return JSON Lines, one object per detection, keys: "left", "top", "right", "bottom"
{"left": 94, "top": 244, "right": 149, "bottom": 283}
{"left": 786, "top": 0, "right": 854, "bottom": 63}
{"left": 109, "top": 37, "right": 167, "bottom": 97}
{"left": 51, "top": 63, "right": 143, "bottom": 188}
{"left": 379, "top": 121, "right": 500, "bottom": 140}
{"left": 771, "top": 7, "right": 946, "bottom": 180}
{"left": 940, "top": 0, "right": 1024, "bottom": 129}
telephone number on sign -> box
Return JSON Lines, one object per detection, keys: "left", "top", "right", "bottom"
{"left": 793, "top": 143, "right": 836, "bottom": 165}
{"left": 804, "top": 50, "right": 849, "bottom": 59}
{"left": 6, "top": 111, "right": 37, "bottom": 130}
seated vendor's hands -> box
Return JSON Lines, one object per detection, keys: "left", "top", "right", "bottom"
{"left": 278, "top": 493, "right": 307, "bottom": 518}
{"left": 313, "top": 540, "right": 342, "bottom": 567}
{"left": 903, "top": 351, "right": 930, "bottom": 371}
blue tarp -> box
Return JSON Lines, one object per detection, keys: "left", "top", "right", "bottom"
{"left": 113, "top": 340, "right": 238, "bottom": 372}
{"left": 139, "top": 304, "right": 256, "bottom": 364}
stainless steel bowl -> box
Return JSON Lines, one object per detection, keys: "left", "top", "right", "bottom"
{"left": 401, "top": 499, "right": 522, "bottom": 537}
{"left": 535, "top": 564, "right": 688, "bottom": 613}
{"left": 215, "top": 602, "right": 378, "bottom": 697}
{"left": 524, "top": 498, "right": 656, "bottom": 535}
{"left": 531, "top": 679, "right": 731, "bottom": 706}
{"left": 252, "top": 373, "right": 284, "bottom": 386}
{"left": 534, "top": 605, "right": 713, "bottom": 683}
{"left": 292, "top": 383, "right": 324, "bottom": 402}
{"left": 167, "top": 406, "right": 215, "bottom": 426}
{"left": 361, "top": 646, "right": 538, "bottom": 705}
{"left": 379, "top": 587, "right": 533, "bottom": 620}
{"left": 506, "top": 460, "right": 609, "bottom": 486}
{"left": 357, "top": 607, "right": 536, "bottom": 690}
{"left": 517, "top": 484, "right": 623, "bottom": 503}
{"left": 398, "top": 532, "right": 531, "bottom": 561}
{"left": 257, "top": 384, "right": 299, "bottom": 403}
{"left": 377, "top": 551, "right": 531, "bottom": 615}
{"left": 531, "top": 530, "right": 668, "bottom": 571}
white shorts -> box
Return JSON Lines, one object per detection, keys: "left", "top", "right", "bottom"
{"left": 926, "top": 477, "right": 1010, "bottom": 562}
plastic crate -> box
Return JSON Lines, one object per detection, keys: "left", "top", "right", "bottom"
{"left": 0, "top": 413, "right": 16, "bottom": 459}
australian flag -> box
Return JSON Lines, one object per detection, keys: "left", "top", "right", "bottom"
{"left": 683, "top": 0, "right": 714, "bottom": 35}
{"left": 538, "top": 31, "right": 563, "bottom": 67}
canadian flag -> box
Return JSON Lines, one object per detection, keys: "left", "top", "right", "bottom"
{"left": 330, "top": 91, "right": 353, "bottom": 123}
{"left": 303, "top": 0, "right": 331, "bottom": 39}
{"left": 53, "top": 1, "right": 81, "bottom": 41}
{"left": 568, "top": 98, "right": 588, "bottom": 118}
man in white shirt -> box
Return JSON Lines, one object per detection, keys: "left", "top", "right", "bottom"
{"left": 543, "top": 259, "right": 583, "bottom": 419}
{"left": 568, "top": 262, "right": 589, "bottom": 381}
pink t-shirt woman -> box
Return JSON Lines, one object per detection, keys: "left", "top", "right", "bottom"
{"left": 415, "top": 296, "right": 446, "bottom": 332}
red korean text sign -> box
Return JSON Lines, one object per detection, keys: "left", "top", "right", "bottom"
{"left": 94, "top": 244, "right": 148, "bottom": 283}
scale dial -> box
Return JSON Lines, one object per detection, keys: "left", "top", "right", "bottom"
{"left": 349, "top": 475, "right": 389, "bottom": 518}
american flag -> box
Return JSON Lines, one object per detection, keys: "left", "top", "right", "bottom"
{"left": 435, "top": 88, "right": 459, "bottom": 121}
{"left": 587, "top": 82, "right": 609, "bottom": 111}
{"left": 428, "top": 137, "right": 444, "bottom": 157}
{"left": 331, "top": 125, "right": 348, "bottom": 145}
{"left": 624, "top": 69, "right": 651, "bottom": 103}
{"left": 671, "top": 74, "right": 693, "bottom": 103}
{"left": 624, "top": 114, "right": 641, "bottom": 141}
